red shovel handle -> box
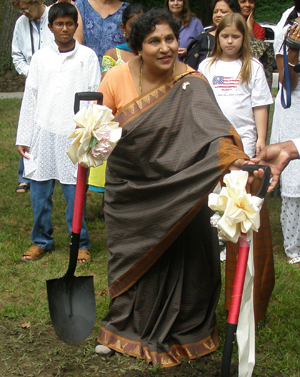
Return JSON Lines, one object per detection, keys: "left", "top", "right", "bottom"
{"left": 228, "top": 234, "right": 250, "bottom": 325}
{"left": 72, "top": 164, "right": 87, "bottom": 234}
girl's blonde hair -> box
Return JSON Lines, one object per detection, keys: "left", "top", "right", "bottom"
{"left": 164, "top": 0, "right": 195, "bottom": 28}
{"left": 209, "top": 13, "right": 252, "bottom": 84}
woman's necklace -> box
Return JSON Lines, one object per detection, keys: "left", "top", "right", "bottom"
{"left": 139, "top": 59, "right": 175, "bottom": 95}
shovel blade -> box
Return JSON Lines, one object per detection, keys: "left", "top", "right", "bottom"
{"left": 46, "top": 275, "right": 96, "bottom": 345}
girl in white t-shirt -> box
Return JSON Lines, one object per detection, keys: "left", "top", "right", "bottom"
{"left": 198, "top": 12, "right": 273, "bottom": 158}
{"left": 199, "top": 12, "right": 275, "bottom": 325}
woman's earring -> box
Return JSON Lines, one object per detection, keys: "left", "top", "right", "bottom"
{"left": 123, "top": 31, "right": 126, "bottom": 37}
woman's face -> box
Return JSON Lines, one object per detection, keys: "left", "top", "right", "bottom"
{"left": 213, "top": 1, "right": 234, "bottom": 27}
{"left": 168, "top": 0, "right": 184, "bottom": 17}
{"left": 238, "top": 0, "right": 255, "bottom": 19}
{"left": 140, "top": 23, "right": 178, "bottom": 75}
{"left": 16, "top": 1, "right": 40, "bottom": 21}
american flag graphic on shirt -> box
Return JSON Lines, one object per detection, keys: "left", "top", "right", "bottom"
{"left": 212, "top": 76, "right": 239, "bottom": 91}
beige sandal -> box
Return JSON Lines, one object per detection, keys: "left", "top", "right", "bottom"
{"left": 21, "top": 245, "right": 52, "bottom": 262}
{"left": 287, "top": 257, "right": 300, "bottom": 269}
{"left": 77, "top": 249, "right": 91, "bottom": 265}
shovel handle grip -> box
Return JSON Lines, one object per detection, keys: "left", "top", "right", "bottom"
{"left": 74, "top": 92, "right": 103, "bottom": 114}
{"left": 241, "top": 164, "right": 271, "bottom": 199}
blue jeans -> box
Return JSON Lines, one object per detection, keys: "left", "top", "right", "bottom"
{"left": 18, "top": 157, "right": 31, "bottom": 185}
{"left": 30, "top": 179, "right": 90, "bottom": 251}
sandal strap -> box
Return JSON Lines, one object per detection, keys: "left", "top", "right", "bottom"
{"left": 23, "top": 245, "right": 45, "bottom": 259}
{"left": 78, "top": 248, "right": 91, "bottom": 262}
{"left": 288, "top": 256, "right": 300, "bottom": 265}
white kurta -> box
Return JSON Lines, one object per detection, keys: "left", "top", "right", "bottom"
{"left": 274, "top": 28, "right": 300, "bottom": 197}
{"left": 16, "top": 41, "right": 101, "bottom": 184}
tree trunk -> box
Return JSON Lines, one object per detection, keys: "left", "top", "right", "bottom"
{"left": 0, "top": 0, "right": 54, "bottom": 77}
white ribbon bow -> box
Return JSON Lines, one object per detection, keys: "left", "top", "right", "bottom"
{"left": 209, "top": 170, "right": 265, "bottom": 377}
{"left": 208, "top": 170, "right": 263, "bottom": 243}
{"left": 66, "top": 104, "right": 122, "bottom": 168}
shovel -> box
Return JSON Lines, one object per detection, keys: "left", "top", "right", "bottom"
{"left": 221, "top": 164, "right": 271, "bottom": 376}
{"left": 46, "top": 92, "right": 103, "bottom": 345}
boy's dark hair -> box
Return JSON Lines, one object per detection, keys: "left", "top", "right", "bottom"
{"left": 128, "top": 8, "right": 180, "bottom": 54}
{"left": 48, "top": 2, "right": 78, "bottom": 25}
{"left": 122, "top": 3, "right": 148, "bottom": 26}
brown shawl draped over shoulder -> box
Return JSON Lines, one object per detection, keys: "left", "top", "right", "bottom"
{"left": 104, "top": 71, "right": 248, "bottom": 299}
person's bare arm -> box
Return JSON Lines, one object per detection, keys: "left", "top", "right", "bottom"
{"left": 74, "top": 6, "right": 83, "bottom": 44}
{"left": 253, "top": 105, "right": 268, "bottom": 155}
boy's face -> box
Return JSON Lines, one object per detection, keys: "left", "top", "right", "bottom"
{"left": 48, "top": 16, "right": 78, "bottom": 50}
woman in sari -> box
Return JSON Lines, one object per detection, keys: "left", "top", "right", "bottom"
{"left": 95, "top": 8, "right": 248, "bottom": 367}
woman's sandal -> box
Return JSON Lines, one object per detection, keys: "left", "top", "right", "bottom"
{"left": 287, "top": 256, "right": 300, "bottom": 269}
{"left": 95, "top": 344, "right": 115, "bottom": 357}
{"left": 21, "top": 245, "right": 53, "bottom": 262}
{"left": 77, "top": 249, "right": 91, "bottom": 265}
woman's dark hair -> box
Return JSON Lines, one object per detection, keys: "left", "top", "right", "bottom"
{"left": 211, "top": 0, "right": 241, "bottom": 14}
{"left": 48, "top": 2, "right": 78, "bottom": 25}
{"left": 128, "top": 8, "right": 180, "bottom": 54}
{"left": 164, "top": 0, "right": 195, "bottom": 28}
{"left": 122, "top": 3, "right": 148, "bottom": 26}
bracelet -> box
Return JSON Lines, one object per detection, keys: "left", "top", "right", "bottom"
{"left": 288, "top": 62, "right": 296, "bottom": 67}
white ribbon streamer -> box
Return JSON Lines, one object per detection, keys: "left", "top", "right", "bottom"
{"left": 237, "top": 232, "right": 255, "bottom": 377}
{"left": 208, "top": 170, "right": 264, "bottom": 377}
{"left": 66, "top": 104, "right": 121, "bottom": 168}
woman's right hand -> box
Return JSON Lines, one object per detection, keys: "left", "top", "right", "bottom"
{"left": 246, "top": 10, "right": 254, "bottom": 36}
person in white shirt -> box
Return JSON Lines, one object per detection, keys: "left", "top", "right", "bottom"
{"left": 11, "top": 0, "right": 54, "bottom": 77}
{"left": 15, "top": 2, "right": 100, "bottom": 263}
{"left": 270, "top": 1, "right": 300, "bottom": 146}
{"left": 11, "top": 0, "right": 54, "bottom": 193}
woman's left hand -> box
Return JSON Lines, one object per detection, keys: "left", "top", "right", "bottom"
{"left": 178, "top": 48, "right": 187, "bottom": 58}
{"left": 228, "top": 158, "right": 246, "bottom": 171}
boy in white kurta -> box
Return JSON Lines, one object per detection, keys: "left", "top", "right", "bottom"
{"left": 16, "top": 2, "right": 100, "bottom": 262}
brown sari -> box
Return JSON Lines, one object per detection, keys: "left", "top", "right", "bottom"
{"left": 97, "top": 72, "right": 248, "bottom": 367}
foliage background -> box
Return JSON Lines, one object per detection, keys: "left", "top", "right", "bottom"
{"left": 0, "top": 0, "right": 296, "bottom": 76}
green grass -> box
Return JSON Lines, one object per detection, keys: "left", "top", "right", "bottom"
{"left": 0, "top": 97, "right": 300, "bottom": 376}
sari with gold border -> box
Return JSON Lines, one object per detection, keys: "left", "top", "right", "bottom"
{"left": 97, "top": 70, "right": 248, "bottom": 367}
